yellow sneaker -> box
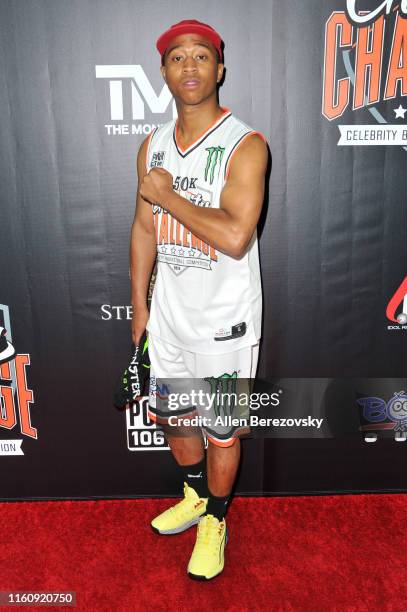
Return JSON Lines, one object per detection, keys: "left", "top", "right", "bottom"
{"left": 187, "top": 514, "right": 228, "bottom": 580}
{"left": 151, "top": 482, "right": 207, "bottom": 535}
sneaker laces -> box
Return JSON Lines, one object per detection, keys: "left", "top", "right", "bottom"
{"left": 195, "top": 515, "right": 225, "bottom": 555}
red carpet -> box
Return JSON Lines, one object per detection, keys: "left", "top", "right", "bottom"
{"left": 0, "top": 494, "right": 405, "bottom": 611}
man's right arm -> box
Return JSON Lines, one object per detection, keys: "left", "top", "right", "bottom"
{"left": 130, "top": 136, "right": 157, "bottom": 344}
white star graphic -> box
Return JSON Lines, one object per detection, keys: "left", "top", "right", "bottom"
{"left": 394, "top": 104, "right": 407, "bottom": 119}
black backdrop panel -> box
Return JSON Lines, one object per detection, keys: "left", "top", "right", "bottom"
{"left": 0, "top": 0, "right": 406, "bottom": 500}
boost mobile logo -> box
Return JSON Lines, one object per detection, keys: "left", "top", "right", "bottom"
{"left": 322, "top": 0, "right": 407, "bottom": 150}
{"left": 95, "top": 65, "right": 177, "bottom": 135}
{"left": 358, "top": 390, "right": 407, "bottom": 434}
{"left": 386, "top": 276, "right": 407, "bottom": 328}
{"left": 0, "top": 305, "right": 37, "bottom": 454}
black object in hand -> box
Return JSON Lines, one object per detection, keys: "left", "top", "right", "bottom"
{"left": 113, "top": 332, "right": 150, "bottom": 408}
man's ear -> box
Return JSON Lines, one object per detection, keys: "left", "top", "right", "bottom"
{"left": 160, "top": 65, "right": 166, "bottom": 82}
{"left": 217, "top": 63, "right": 224, "bottom": 83}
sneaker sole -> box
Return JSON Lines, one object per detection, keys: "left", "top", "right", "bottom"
{"left": 151, "top": 515, "right": 202, "bottom": 535}
{"left": 187, "top": 565, "right": 224, "bottom": 581}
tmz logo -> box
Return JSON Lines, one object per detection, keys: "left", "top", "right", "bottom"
{"left": 322, "top": 1, "right": 407, "bottom": 148}
{"left": 0, "top": 305, "right": 37, "bottom": 446}
{"left": 95, "top": 65, "right": 176, "bottom": 136}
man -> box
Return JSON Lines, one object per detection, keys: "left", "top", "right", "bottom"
{"left": 130, "top": 19, "right": 267, "bottom": 580}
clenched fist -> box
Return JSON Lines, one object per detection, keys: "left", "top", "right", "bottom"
{"left": 139, "top": 167, "right": 174, "bottom": 206}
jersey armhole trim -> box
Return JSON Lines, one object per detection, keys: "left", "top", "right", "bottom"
{"left": 145, "top": 127, "right": 158, "bottom": 173}
{"left": 224, "top": 130, "right": 267, "bottom": 181}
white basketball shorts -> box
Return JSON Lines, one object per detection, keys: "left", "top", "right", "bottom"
{"left": 147, "top": 333, "right": 259, "bottom": 447}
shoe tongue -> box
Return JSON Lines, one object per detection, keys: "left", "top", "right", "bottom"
{"left": 204, "top": 513, "right": 218, "bottom": 524}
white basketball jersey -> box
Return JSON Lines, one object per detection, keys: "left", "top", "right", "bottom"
{"left": 145, "top": 107, "right": 264, "bottom": 355}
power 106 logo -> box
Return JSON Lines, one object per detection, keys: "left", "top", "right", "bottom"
{"left": 0, "top": 305, "right": 36, "bottom": 456}
{"left": 323, "top": 1, "right": 407, "bottom": 150}
{"left": 126, "top": 398, "right": 168, "bottom": 451}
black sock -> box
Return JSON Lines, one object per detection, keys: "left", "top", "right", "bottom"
{"left": 205, "top": 488, "right": 230, "bottom": 521}
{"left": 179, "top": 457, "right": 208, "bottom": 498}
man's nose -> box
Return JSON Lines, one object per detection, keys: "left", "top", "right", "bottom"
{"left": 182, "top": 56, "right": 197, "bottom": 71}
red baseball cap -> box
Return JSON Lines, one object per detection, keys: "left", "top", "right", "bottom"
{"left": 156, "top": 19, "right": 223, "bottom": 62}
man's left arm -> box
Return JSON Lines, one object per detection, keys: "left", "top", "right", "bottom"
{"left": 139, "top": 134, "right": 268, "bottom": 258}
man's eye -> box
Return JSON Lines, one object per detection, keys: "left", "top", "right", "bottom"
{"left": 196, "top": 54, "right": 207, "bottom": 60}
{"left": 172, "top": 55, "right": 183, "bottom": 62}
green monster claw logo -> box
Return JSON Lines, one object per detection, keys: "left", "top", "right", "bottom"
{"left": 142, "top": 336, "right": 150, "bottom": 369}
{"left": 204, "top": 371, "right": 238, "bottom": 417}
{"left": 204, "top": 146, "right": 225, "bottom": 185}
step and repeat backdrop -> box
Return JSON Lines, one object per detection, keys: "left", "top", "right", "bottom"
{"left": 1, "top": 0, "right": 407, "bottom": 500}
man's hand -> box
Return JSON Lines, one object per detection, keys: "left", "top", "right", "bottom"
{"left": 131, "top": 305, "right": 150, "bottom": 345}
{"left": 139, "top": 167, "right": 174, "bottom": 206}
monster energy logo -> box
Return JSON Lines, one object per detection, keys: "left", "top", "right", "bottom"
{"left": 123, "top": 336, "right": 150, "bottom": 395}
{"left": 204, "top": 372, "right": 238, "bottom": 417}
{"left": 204, "top": 146, "right": 225, "bottom": 185}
